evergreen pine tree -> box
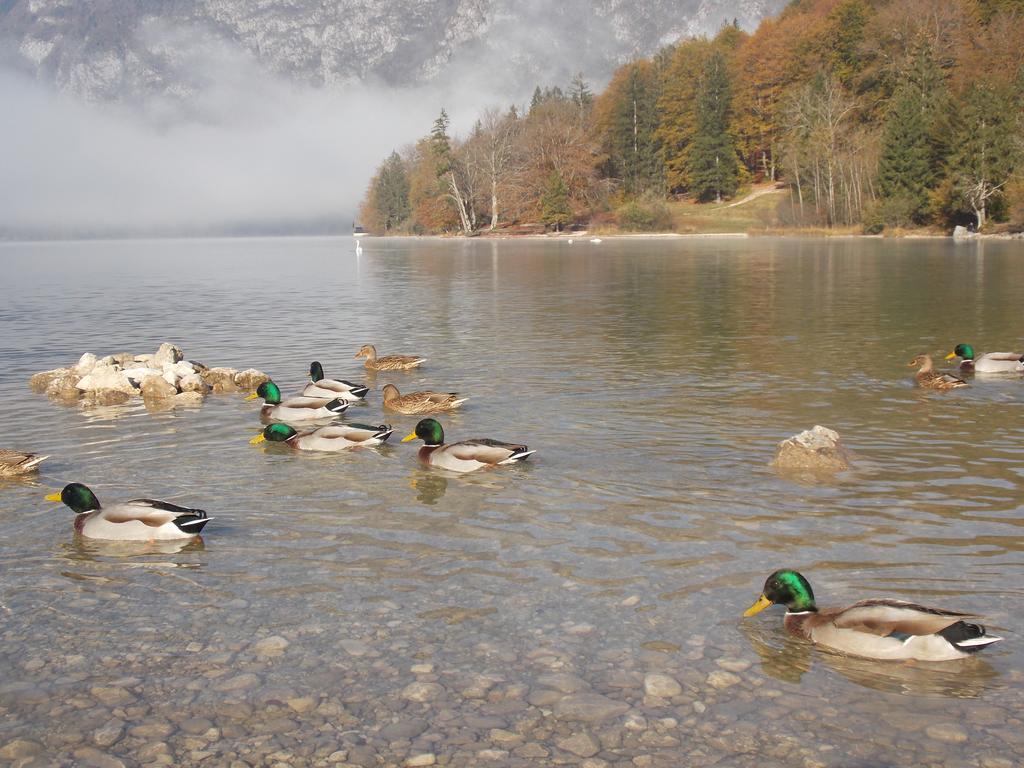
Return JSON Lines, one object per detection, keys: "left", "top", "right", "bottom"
{"left": 540, "top": 170, "right": 572, "bottom": 231}
{"left": 430, "top": 109, "right": 453, "bottom": 169}
{"left": 373, "top": 151, "right": 410, "bottom": 232}
{"left": 945, "top": 82, "right": 1020, "bottom": 229}
{"left": 876, "top": 83, "right": 932, "bottom": 222}
{"left": 687, "top": 51, "right": 740, "bottom": 202}
{"left": 604, "top": 63, "right": 663, "bottom": 196}
{"left": 569, "top": 72, "right": 593, "bottom": 127}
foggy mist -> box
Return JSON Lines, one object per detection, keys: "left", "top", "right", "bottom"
{"left": 0, "top": 39, "right": 492, "bottom": 239}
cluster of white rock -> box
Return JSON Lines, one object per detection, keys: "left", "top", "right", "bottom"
{"left": 29, "top": 343, "right": 269, "bottom": 409}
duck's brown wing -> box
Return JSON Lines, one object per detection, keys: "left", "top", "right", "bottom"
{"left": 830, "top": 599, "right": 974, "bottom": 636}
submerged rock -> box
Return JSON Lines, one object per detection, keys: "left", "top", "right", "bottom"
{"left": 82, "top": 389, "right": 132, "bottom": 406}
{"left": 140, "top": 376, "right": 177, "bottom": 401}
{"left": 29, "top": 367, "right": 70, "bottom": 392}
{"left": 771, "top": 425, "right": 852, "bottom": 473}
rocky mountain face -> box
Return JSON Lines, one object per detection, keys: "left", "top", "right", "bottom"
{"left": 2, "top": 0, "right": 787, "bottom": 102}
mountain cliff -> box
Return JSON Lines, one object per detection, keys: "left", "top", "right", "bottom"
{"left": 2, "top": 0, "right": 787, "bottom": 102}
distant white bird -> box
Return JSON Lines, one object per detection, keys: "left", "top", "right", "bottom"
{"left": 590, "top": 237, "right": 602, "bottom": 244}
{"left": 567, "top": 238, "right": 574, "bottom": 244}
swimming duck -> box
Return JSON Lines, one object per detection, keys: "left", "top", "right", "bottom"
{"left": 908, "top": 355, "right": 967, "bottom": 390}
{"left": 302, "top": 361, "right": 369, "bottom": 401}
{"left": 247, "top": 381, "right": 350, "bottom": 422}
{"left": 251, "top": 422, "right": 393, "bottom": 451}
{"left": 945, "top": 344, "right": 1024, "bottom": 374}
{"left": 45, "top": 482, "right": 211, "bottom": 541}
{"left": 354, "top": 344, "right": 426, "bottom": 371}
{"left": 743, "top": 569, "right": 1001, "bottom": 662}
{"left": 0, "top": 449, "right": 48, "bottom": 476}
{"left": 401, "top": 418, "right": 534, "bottom": 473}
{"left": 381, "top": 383, "right": 467, "bottom": 414}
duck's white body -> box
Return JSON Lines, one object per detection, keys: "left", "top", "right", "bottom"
{"left": 301, "top": 380, "right": 368, "bottom": 401}
{"left": 75, "top": 500, "right": 211, "bottom": 541}
{"left": 283, "top": 424, "right": 392, "bottom": 451}
{"left": 417, "top": 440, "right": 535, "bottom": 473}
{"left": 787, "top": 601, "right": 1002, "bottom": 662}
{"left": 969, "top": 353, "right": 1024, "bottom": 374}
{"left": 261, "top": 397, "right": 349, "bottom": 423}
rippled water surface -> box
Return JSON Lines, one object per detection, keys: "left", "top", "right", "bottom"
{"left": 1, "top": 236, "right": 1023, "bottom": 767}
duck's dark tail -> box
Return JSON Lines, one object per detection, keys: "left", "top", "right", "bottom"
{"left": 326, "top": 399, "right": 350, "bottom": 414}
{"left": 175, "top": 513, "right": 211, "bottom": 534}
{"left": 342, "top": 381, "right": 369, "bottom": 398}
{"left": 938, "top": 621, "right": 1002, "bottom": 653}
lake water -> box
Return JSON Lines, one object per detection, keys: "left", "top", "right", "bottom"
{"left": 0, "top": 235, "right": 1022, "bottom": 767}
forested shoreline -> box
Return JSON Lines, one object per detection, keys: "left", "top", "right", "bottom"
{"left": 359, "top": 0, "right": 1024, "bottom": 236}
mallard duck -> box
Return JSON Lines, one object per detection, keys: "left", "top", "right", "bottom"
{"left": 251, "top": 422, "right": 393, "bottom": 451}
{"left": 945, "top": 344, "right": 1024, "bottom": 374}
{"left": 246, "top": 381, "right": 350, "bottom": 422}
{"left": 354, "top": 344, "right": 425, "bottom": 371}
{"left": 381, "top": 383, "right": 467, "bottom": 414}
{"left": 45, "top": 482, "right": 211, "bottom": 541}
{"left": 401, "top": 418, "right": 534, "bottom": 473}
{"left": 302, "top": 361, "right": 369, "bottom": 401}
{"left": 0, "top": 449, "right": 48, "bottom": 476}
{"left": 908, "top": 355, "right": 967, "bottom": 390}
{"left": 743, "top": 569, "right": 1001, "bottom": 662}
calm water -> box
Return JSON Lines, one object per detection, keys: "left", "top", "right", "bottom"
{"left": 1, "top": 236, "right": 1022, "bottom": 767}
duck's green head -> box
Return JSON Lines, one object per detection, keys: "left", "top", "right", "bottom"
{"left": 744, "top": 569, "right": 817, "bottom": 616}
{"left": 45, "top": 482, "right": 101, "bottom": 514}
{"left": 309, "top": 361, "right": 325, "bottom": 382}
{"left": 402, "top": 418, "right": 444, "bottom": 446}
{"left": 946, "top": 343, "right": 975, "bottom": 361}
{"left": 250, "top": 423, "right": 297, "bottom": 444}
{"left": 246, "top": 380, "right": 281, "bottom": 404}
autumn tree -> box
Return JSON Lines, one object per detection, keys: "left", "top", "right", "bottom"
{"left": 782, "top": 74, "right": 875, "bottom": 226}
{"left": 464, "top": 107, "right": 523, "bottom": 229}
{"left": 519, "top": 99, "right": 603, "bottom": 220}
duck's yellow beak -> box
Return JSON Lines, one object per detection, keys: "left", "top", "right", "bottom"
{"left": 249, "top": 434, "right": 266, "bottom": 445}
{"left": 44, "top": 492, "right": 62, "bottom": 502}
{"left": 944, "top": 352, "right": 957, "bottom": 360}
{"left": 401, "top": 432, "right": 417, "bottom": 443}
{"left": 244, "top": 392, "right": 259, "bottom": 401}
{"left": 743, "top": 594, "right": 773, "bottom": 617}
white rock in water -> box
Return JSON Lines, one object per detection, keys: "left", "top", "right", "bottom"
{"left": 74, "top": 353, "right": 98, "bottom": 376}
{"left": 234, "top": 368, "right": 270, "bottom": 389}
{"left": 178, "top": 374, "right": 208, "bottom": 394}
{"left": 952, "top": 225, "right": 976, "bottom": 241}
{"left": 76, "top": 366, "right": 135, "bottom": 394}
{"left": 122, "top": 367, "right": 163, "bottom": 386}
{"left": 154, "top": 343, "right": 184, "bottom": 366}
{"left": 772, "top": 425, "right": 852, "bottom": 473}
{"left": 140, "top": 375, "right": 177, "bottom": 400}
{"left": 164, "top": 361, "right": 195, "bottom": 378}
